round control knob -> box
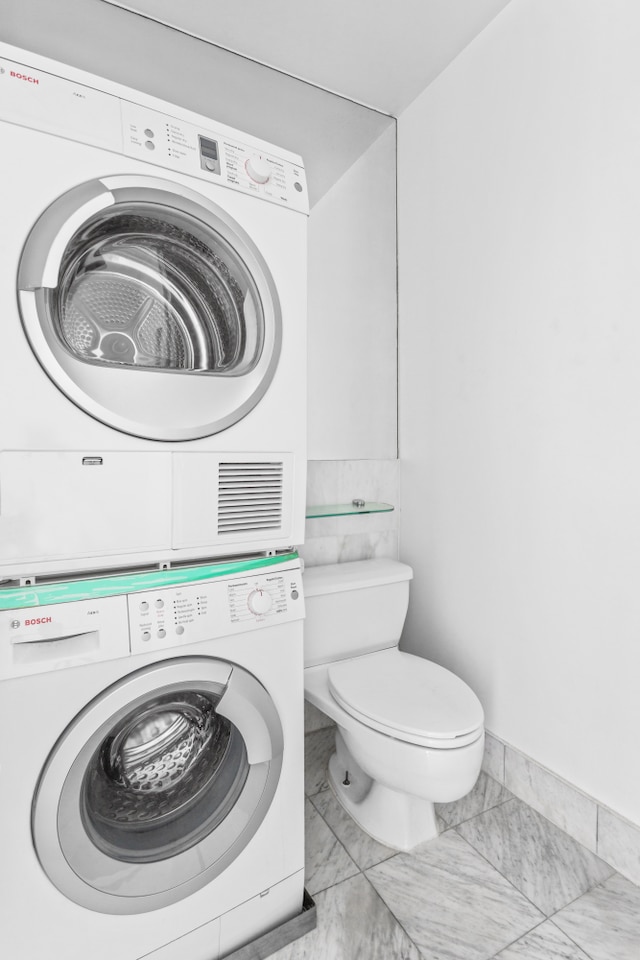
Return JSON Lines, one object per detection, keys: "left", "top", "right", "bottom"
{"left": 247, "top": 589, "right": 273, "bottom": 616}
{"left": 245, "top": 156, "right": 271, "bottom": 184}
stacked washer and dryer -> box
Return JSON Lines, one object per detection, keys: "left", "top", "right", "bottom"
{"left": 0, "top": 43, "right": 308, "bottom": 960}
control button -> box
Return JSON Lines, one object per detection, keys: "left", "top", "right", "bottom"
{"left": 294, "top": 182, "right": 303, "bottom": 192}
{"left": 145, "top": 140, "right": 155, "bottom": 150}
{"left": 247, "top": 589, "right": 273, "bottom": 616}
{"left": 205, "top": 159, "right": 216, "bottom": 171}
{"left": 155, "top": 599, "right": 164, "bottom": 609}
{"left": 291, "top": 589, "right": 299, "bottom": 600}
{"left": 245, "top": 156, "right": 271, "bottom": 184}
{"left": 176, "top": 625, "right": 185, "bottom": 636}
{"left": 141, "top": 630, "right": 151, "bottom": 642}
{"left": 140, "top": 601, "right": 149, "bottom": 613}
{"left": 158, "top": 628, "right": 166, "bottom": 639}
{"left": 144, "top": 128, "right": 155, "bottom": 138}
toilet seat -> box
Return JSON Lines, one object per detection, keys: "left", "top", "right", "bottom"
{"left": 328, "top": 648, "right": 484, "bottom": 749}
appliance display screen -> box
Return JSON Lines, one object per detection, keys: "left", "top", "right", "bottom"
{"left": 199, "top": 137, "right": 218, "bottom": 160}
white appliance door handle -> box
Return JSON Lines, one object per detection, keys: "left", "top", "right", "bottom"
{"left": 17, "top": 180, "right": 114, "bottom": 290}
{"left": 10, "top": 630, "right": 96, "bottom": 645}
{"left": 217, "top": 667, "right": 284, "bottom": 764}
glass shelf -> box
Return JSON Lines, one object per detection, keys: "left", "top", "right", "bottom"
{"left": 305, "top": 501, "right": 394, "bottom": 519}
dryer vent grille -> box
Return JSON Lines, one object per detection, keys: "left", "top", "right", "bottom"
{"left": 218, "top": 462, "right": 284, "bottom": 535}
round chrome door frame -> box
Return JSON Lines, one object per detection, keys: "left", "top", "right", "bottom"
{"left": 32, "top": 657, "right": 284, "bottom": 914}
{"left": 17, "top": 176, "right": 283, "bottom": 441}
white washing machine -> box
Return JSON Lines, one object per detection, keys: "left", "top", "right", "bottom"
{"left": 0, "top": 553, "right": 305, "bottom": 959}
{"left": 0, "top": 44, "right": 308, "bottom": 582}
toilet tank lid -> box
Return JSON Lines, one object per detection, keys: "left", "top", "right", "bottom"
{"left": 303, "top": 559, "right": 413, "bottom": 597}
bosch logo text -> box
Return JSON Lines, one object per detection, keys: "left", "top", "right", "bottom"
{"left": 10, "top": 71, "right": 39, "bottom": 84}
{"left": 24, "top": 617, "right": 52, "bottom": 626}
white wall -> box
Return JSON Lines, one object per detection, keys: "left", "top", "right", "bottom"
{"left": 308, "top": 125, "right": 397, "bottom": 459}
{"left": 399, "top": 0, "right": 640, "bottom": 825}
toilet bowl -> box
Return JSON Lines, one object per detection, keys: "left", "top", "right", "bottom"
{"left": 303, "top": 560, "right": 484, "bottom": 851}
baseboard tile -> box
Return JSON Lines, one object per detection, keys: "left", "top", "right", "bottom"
{"left": 482, "top": 731, "right": 640, "bottom": 887}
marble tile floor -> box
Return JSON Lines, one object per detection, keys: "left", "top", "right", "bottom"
{"left": 270, "top": 729, "right": 640, "bottom": 960}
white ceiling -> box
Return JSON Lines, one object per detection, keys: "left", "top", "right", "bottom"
{"left": 104, "top": 0, "right": 512, "bottom": 116}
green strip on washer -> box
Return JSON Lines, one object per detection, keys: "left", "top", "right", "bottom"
{"left": 0, "top": 552, "right": 299, "bottom": 611}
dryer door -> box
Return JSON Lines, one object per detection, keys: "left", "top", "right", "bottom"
{"left": 17, "top": 176, "right": 281, "bottom": 440}
{"left": 32, "top": 657, "right": 284, "bottom": 914}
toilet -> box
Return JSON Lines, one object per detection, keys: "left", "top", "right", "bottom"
{"left": 303, "top": 558, "right": 484, "bottom": 851}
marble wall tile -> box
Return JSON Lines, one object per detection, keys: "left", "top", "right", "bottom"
{"left": 482, "top": 732, "right": 506, "bottom": 783}
{"left": 366, "top": 830, "right": 544, "bottom": 960}
{"left": 553, "top": 874, "right": 640, "bottom": 960}
{"left": 504, "top": 747, "right": 598, "bottom": 852}
{"left": 298, "top": 534, "right": 342, "bottom": 568}
{"left": 456, "top": 798, "right": 613, "bottom": 917}
{"left": 269, "top": 873, "right": 421, "bottom": 960}
{"left": 304, "top": 700, "right": 334, "bottom": 735}
{"left": 304, "top": 514, "right": 398, "bottom": 542}
{"left": 310, "top": 788, "right": 396, "bottom": 870}
{"left": 298, "top": 530, "right": 398, "bottom": 568}
{"left": 597, "top": 805, "right": 640, "bottom": 887}
{"left": 436, "top": 771, "right": 513, "bottom": 829}
{"left": 300, "top": 459, "right": 400, "bottom": 567}
{"left": 336, "top": 530, "right": 397, "bottom": 562}
{"left": 305, "top": 459, "right": 399, "bottom": 512}
{"left": 304, "top": 726, "right": 335, "bottom": 797}
{"left": 303, "top": 799, "right": 359, "bottom": 896}
{"left": 494, "top": 920, "right": 591, "bottom": 959}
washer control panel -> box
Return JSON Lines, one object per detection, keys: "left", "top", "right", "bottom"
{"left": 128, "top": 562, "right": 304, "bottom": 654}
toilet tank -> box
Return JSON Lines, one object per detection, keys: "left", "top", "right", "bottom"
{"left": 303, "top": 559, "right": 413, "bottom": 667}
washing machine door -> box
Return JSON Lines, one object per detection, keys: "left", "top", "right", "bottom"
{"left": 32, "top": 657, "right": 284, "bottom": 914}
{"left": 17, "top": 176, "right": 281, "bottom": 440}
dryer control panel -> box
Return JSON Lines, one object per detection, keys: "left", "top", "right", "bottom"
{"left": 0, "top": 52, "right": 308, "bottom": 214}
{"left": 120, "top": 101, "right": 307, "bottom": 212}
{"left": 128, "top": 563, "right": 304, "bottom": 654}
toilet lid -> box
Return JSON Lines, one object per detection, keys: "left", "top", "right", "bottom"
{"left": 328, "top": 649, "right": 484, "bottom": 746}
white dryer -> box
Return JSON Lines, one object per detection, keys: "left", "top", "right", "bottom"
{"left": 0, "top": 44, "right": 308, "bottom": 581}
{"left": 0, "top": 553, "right": 305, "bottom": 959}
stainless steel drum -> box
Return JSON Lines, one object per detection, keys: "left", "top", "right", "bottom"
{"left": 82, "top": 690, "right": 248, "bottom": 863}
{"left": 56, "top": 208, "right": 257, "bottom": 375}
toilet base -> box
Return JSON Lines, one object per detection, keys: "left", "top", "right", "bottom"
{"left": 327, "top": 750, "right": 440, "bottom": 852}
